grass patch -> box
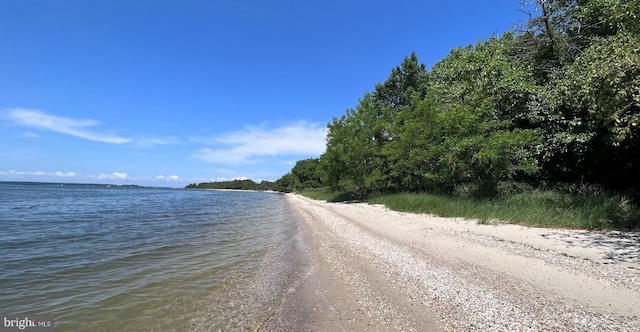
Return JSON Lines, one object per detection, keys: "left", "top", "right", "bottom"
{"left": 299, "top": 188, "right": 357, "bottom": 202}
{"left": 366, "top": 190, "right": 640, "bottom": 230}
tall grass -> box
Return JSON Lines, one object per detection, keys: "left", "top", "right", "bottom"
{"left": 299, "top": 188, "right": 357, "bottom": 202}
{"left": 367, "top": 190, "right": 639, "bottom": 230}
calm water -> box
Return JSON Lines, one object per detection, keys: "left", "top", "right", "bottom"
{"left": 0, "top": 182, "right": 302, "bottom": 331}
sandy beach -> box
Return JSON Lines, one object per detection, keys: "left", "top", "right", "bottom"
{"left": 259, "top": 193, "right": 640, "bottom": 331}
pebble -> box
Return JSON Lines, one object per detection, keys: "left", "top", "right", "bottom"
{"left": 290, "top": 195, "right": 640, "bottom": 331}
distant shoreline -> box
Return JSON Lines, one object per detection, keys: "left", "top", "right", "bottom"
{"left": 197, "top": 188, "right": 278, "bottom": 193}
{"left": 0, "top": 180, "right": 154, "bottom": 188}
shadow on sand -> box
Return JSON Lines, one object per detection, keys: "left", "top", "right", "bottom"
{"left": 541, "top": 230, "right": 640, "bottom": 264}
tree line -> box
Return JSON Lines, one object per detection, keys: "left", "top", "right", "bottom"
{"left": 186, "top": 179, "right": 274, "bottom": 191}
{"left": 275, "top": 0, "right": 640, "bottom": 200}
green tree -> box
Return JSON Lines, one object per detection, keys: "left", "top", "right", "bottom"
{"left": 273, "top": 173, "right": 300, "bottom": 192}
{"left": 394, "top": 101, "right": 539, "bottom": 196}
{"left": 291, "top": 158, "right": 323, "bottom": 188}
{"left": 373, "top": 52, "right": 429, "bottom": 111}
{"left": 286, "top": 0, "right": 640, "bottom": 200}
{"left": 514, "top": 0, "right": 640, "bottom": 81}
{"left": 372, "top": 52, "right": 431, "bottom": 191}
{"left": 321, "top": 93, "right": 388, "bottom": 197}
{"left": 431, "top": 34, "right": 540, "bottom": 125}
{"left": 532, "top": 32, "right": 640, "bottom": 189}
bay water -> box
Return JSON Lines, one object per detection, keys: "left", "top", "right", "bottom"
{"left": 0, "top": 182, "right": 302, "bottom": 331}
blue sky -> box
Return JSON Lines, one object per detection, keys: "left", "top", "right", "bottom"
{"left": 1, "top": 0, "right": 529, "bottom": 187}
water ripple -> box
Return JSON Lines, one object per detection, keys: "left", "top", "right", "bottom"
{"left": 0, "top": 183, "right": 298, "bottom": 331}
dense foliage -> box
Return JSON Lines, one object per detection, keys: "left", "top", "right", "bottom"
{"left": 185, "top": 179, "right": 274, "bottom": 191}
{"left": 273, "top": 158, "right": 324, "bottom": 192}
{"left": 276, "top": 0, "right": 639, "bottom": 203}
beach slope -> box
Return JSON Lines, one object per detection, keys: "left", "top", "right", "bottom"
{"left": 261, "top": 194, "right": 640, "bottom": 331}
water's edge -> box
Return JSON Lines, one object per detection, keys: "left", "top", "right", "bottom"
{"left": 0, "top": 184, "right": 303, "bottom": 331}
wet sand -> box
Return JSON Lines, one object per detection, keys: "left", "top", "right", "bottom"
{"left": 260, "top": 194, "right": 640, "bottom": 331}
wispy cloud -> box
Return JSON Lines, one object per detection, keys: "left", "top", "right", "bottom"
{"left": 135, "top": 137, "right": 180, "bottom": 147}
{"left": 54, "top": 171, "right": 77, "bottom": 177}
{"left": 155, "top": 175, "right": 181, "bottom": 181}
{"left": 7, "top": 108, "right": 131, "bottom": 144}
{"left": 191, "top": 121, "right": 327, "bottom": 164}
{"left": 0, "top": 170, "right": 77, "bottom": 177}
{"left": 21, "top": 131, "right": 39, "bottom": 138}
{"left": 97, "top": 172, "right": 129, "bottom": 180}
{"left": 0, "top": 170, "right": 268, "bottom": 186}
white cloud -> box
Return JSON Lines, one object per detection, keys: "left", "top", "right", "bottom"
{"left": 7, "top": 108, "right": 131, "bottom": 144}
{"left": 0, "top": 170, "right": 78, "bottom": 177}
{"left": 21, "top": 131, "right": 39, "bottom": 138}
{"left": 0, "top": 170, "right": 44, "bottom": 176}
{"left": 191, "top": 121, "right": 327, "bottom": 164}
{"left": 98, "top": 172, "right": 129, "bottom": 180}
{"left": 135, "top": 137, "right": 179, "bottom": 147}
{"left": 54, "top": 171, "right": 76, "bottom": 177}
{"left": 0, "top": 170, "right": 194, "bottom": 185}
{"left": 210, "top": 176, "right": 250, "bottom": 181}
{"left": 155, "top": 175, "right": 181, "bottom": 181}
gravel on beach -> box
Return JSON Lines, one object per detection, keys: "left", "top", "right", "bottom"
{"left": 260, "top": 194, "right": 640, "bottom": 331}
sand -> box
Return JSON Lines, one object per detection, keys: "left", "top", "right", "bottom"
{"left": 259, "top": 194, "right": 640, "bottom": 331}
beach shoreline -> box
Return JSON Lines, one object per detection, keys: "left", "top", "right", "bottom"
{"left": 261, "top": 193, "right": 640, "bottom": 331}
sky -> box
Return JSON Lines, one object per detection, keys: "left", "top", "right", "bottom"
{"left": 0, "top": 0, "right": 531, "bottom": 187}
